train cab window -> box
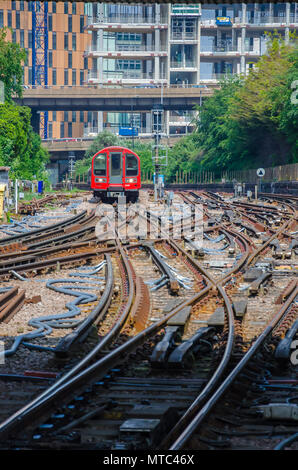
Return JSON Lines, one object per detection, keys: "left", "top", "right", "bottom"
{"left": 111, "top": 152, "right": 122, "bottom": 176}
{"left": 126, "top": 153, "right": 138, "bottom": 176}
{"left": 94, "top": 153, "right": 107, "bottom": 176}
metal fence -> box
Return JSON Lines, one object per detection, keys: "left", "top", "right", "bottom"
{"left": 221, "top": 163, "right": 298, "bottom": 183}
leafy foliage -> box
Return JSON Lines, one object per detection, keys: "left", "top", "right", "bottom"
{"left": 190, "top": 34, "right": 298, "bottom": 175}
{"left": 0, "top": 27, "right": 26, "bottom": 102}
{"left": 0, "top": 103, "right": 49, "bottom": 179}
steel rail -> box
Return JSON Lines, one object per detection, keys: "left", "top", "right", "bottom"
{"left": 0, "top": 210, "right": 90, "bottom": 245}
{"left": 169, "top": 282, "right": 298, "bottom": 450}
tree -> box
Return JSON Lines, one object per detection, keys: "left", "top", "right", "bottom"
{"left": 0, "top": 103, "right": 49, "bottom": 179}
{"left": 190, "top": 34, "right": 298, "bottom": 175}
{"left": 0, "top": 27, "right": 26, "bottom": 102}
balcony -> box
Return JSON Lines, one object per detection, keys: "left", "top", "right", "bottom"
{"left": 87, "top": 70, "right": 167, "bottom": 85}
{"left": 170, "top": 59, "right": 196, "bottom": 69}
{"left": 246, "top": 16, "right": 289, "bottom": 26}
{"left": 86, "top": 43, "right": 168, "bottom": 59}
{"left": 169, "top": 113, "right": 195, "bottom": 125}
{"left": 200, "top": 72, "right": 240, "bottom": 82}
{"left": 87, "top": 15, "right": 168, "bottom": 29}
{"left": 200, "top": 45, "right": 239, "bottom": 56}
{"left": 170, "top": 31, "right": 197, "bottom": 41}
{"left": 171, "top": 5, "right": 201, "bottom": 16}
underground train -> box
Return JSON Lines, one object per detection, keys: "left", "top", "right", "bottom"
{"left": 90, "top": 146, "right": 141, "bottom": 202}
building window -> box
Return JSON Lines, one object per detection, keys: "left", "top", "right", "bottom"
{"left": 28, "top": 30, "right": 32, "bottom": 48}
{"left": 64, "top": 32, "right": 68, "bottom": 50}
{"left": 20, "top": 1, "right": 24, "bottom": 11}
{"left": 60, "top": 122, "right": 65, "bottom": 138}
{"left": 52, "top": 32, "right": 56, "bottom": 50}
{"left": 0, "top": 11, "right": 3, "bottom": 28}
{"left": 72, "top": 69, "right": 76, "bottom": 85}
{"left": 80, "top": 111, "right": 84, "bottom": 122}
{"left": 72, "top": 33, "right": 76, "bottom": 51}
{"left": 16, "top": 11, "right": 20, "bottom": 29}
{"left": 7, "top": 11, "right": 12, "bottom": 28}
{"left": 80, "top": 70, "right": 84, "bottom": 85}
{"left": 52, "top": 68, "right": 56, "bottom": 85}
{"left": 72, "top": 111, "right": 76, "bottom": 122}
{"left": 64, "top": 111, "right": 68, "bottom": 121}
{"left": 28, "top": 67, "right": 32, "bottom": 85}
{"left": 12, "top": 31, "right": 16, "bottom": 43}
{"left": 12, "top": 1, "right": 16, "bottom": 10}
{"left": 20, "top": 30, "right": 24, "bottom": 48}
{"left": 48, "top": 14, "right": 52, "bottom": 31}
{"left": 68, "top": 122, "right": 72, "bottom": 137}
{"left": 48, "top": 50, "right": 52, "bottom": 68}
{"left": 68, "top": 15, "right": 72, "bottom": 32}
{"left": 52, "top": 110, "right": 56, "bottom": 121}
{"left": 80, "top": 15, "right": 84, "bottom": 33}
{"left": 48, "top": 122, "right": 53, "bottom": 139}
{"left": 28, "top": 2, "right": 33, "bottom": 12}
{"left": 52, "top": 2, "right": 56, "bottom": 14}
{"left": 72, "top": 2, "right": 76, "bottom": 15}
{"left": 68, "top": 52, "right": 72, "bottom": 68}
{"left": 64, "top": 2, "right": 68, "bottom": 15}
{"left": 64, "top": 70, "right": 68, "bottom": 86}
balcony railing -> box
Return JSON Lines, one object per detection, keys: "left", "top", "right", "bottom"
{"left": 172, "top": 5, "right": 201, "bottom": 16}
{"left": 171, "top": 31, "right": 197, "bottom": 41}
{"left": 87, "top": 15, "right": 168, "bottom": 26}
{"left": 170, "top": 60, "right": 196, "bottom": 68}
{"left": 201, "top": 15, "right": 298, "bottom": 26}
{"left": 201, "top": 45, "right": 239, "bottom": 53}
{"left": 88, "top": 71, "right": 167, "bottom": 82}
{"left": 87, "top": 44, "right": 168, "bottom": 54}
{"left": 200, "top": 73, "right": 239, "bottom": 81}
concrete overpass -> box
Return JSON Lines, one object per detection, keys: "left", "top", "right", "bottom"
{"left": 14, "top": 85, "right": 215, "bottom": 133}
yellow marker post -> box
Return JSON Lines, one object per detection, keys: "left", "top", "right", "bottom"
{"left": 0, "top": 183, "right": 6, "bottom": 218}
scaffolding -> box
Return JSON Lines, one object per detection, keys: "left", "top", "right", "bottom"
{"left": 32, "top": 1, "right": 48, "bottom": 139}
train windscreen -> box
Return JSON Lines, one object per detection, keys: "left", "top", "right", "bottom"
{"left": 126, "top": 153, "right": 138, "bottom": 176}
{"left": 94, "top": 153, "right": 107, "bottom": 176}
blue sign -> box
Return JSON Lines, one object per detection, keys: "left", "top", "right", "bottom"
{"left": 216, "top": 16, "right": 232, "bottom": 26}
{"left": 119, "top": 127, "right": 138, "bottom": 137}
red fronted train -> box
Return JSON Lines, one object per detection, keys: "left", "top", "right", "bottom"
{"left": 90, "top": 146, "right": 141, "bottom": 202}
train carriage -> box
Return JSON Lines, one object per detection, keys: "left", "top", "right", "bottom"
{"left": 90, "top": 146, "right": 141, "bottom": 202}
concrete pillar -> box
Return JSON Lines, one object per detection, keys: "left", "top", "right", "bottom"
{"left": 285, "top": 2, "right": 291, "bottom": 44}
{"left": 242, "top": 2, "right": 247, "bottom": 24}
{"left": 269, "top": 2, "right": 273, "bottom": 22}
{"left": 155, "top": 28, "right": 160, "bottom": 79}
{"left": 155, "top": 4, "right": 160, "bottom": 23}
{"left": 197, "top": 17, "right": 200, "bottom": 83}
{"left": 240, "top": 11, "right": 246, "bottom": 75}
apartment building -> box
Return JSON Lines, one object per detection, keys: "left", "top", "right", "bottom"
{"left": 0, "top": 1, "right": 91, "bottom": 139}
{"left": 1, "top": 2, "right": 297, "bottom": 139}
{"left": 85, "top": 2, "right": 297, "bottom": 136}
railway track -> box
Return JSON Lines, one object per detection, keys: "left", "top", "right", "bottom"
{"left": 0, "top": 189, "right": 296, "bottom": 451}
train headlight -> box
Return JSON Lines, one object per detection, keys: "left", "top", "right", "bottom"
{"left": 95, "top": 177, "right": 106, "bottom": 183}
{"left": 126, "top": 178, "right": 137, "bottom": 183}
